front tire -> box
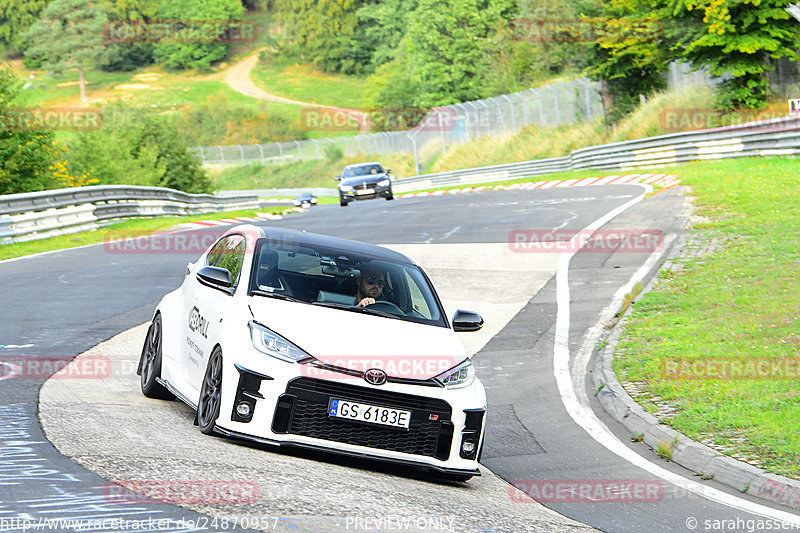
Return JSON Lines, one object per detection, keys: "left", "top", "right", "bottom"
{"left": 139, "top": 314, "right": 175, "bottom": 400}
{"left": 340, "top": 198, "right": 349, "bottom": 206}
{"left": 197, "top": 346, "right": 223, "bottom": 435}
{"left": 385, "top": 191, "right": 394, "bottom": 201}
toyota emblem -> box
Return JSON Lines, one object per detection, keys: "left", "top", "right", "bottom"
{"left": 364, "top": 368, "right": 387, "bottom": 385}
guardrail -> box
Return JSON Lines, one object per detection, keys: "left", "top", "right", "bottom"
{"left": 0, "top": 185, "right": 260, "bottom": 243}
{"left": 3, "top": 114, "right": 797, "bottom": 242}
{"left": 392, "top": 114, "right": 800, "bottom": 192}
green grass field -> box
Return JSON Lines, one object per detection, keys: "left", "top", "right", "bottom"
{"left": 612, "top": 157, "right": 800, "bottom": 479}
{"left": 250, "top": 58, "right": 367, "bottom": 110}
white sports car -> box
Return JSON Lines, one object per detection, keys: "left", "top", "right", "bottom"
{"left": 138, "top": 224, "right": 487, "bottom": 480}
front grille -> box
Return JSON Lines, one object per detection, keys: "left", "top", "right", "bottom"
{"left": 276, "top": 377, "right": 453, "bottom": 460}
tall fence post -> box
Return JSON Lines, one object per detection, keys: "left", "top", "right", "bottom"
{"left": 548, "top": 86, "right": 560, "bottom": 125}
{"left": 437, "top": 109, "right": 447, "bottom": 153}
{"left": 408, "top": 134, "right": 421, "bottom": 176}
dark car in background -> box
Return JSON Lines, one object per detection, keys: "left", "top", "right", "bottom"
{"left": 335, "top": 162, "right": 394, "bottom": 206}
{"left": 293, "top": 193, "right": 317, "bottom": 208}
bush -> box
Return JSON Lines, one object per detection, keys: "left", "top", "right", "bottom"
{"left": 66, "top": 105, "right": 210, "bottom": 193}
{"left": 0, "top": 67, "right": 60, "bottom": 195}
{"left": 153, "top": 0, "right": 244, "bottom": 71}
{"left": 176, "top": 94, "right": 308, "bottom": 146}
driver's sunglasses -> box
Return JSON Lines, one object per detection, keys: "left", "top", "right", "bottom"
{"left": 365, "top": 277, "right": 386, "bottom": 288}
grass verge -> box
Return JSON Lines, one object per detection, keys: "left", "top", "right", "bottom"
{"left": 250, "top": 57, "right": 367, "bottom": 110}
{"left": 611, "top": 157, "right": 800, "bottom": 479}
{"left": 0, "top": 206, "right": 293, "bottom": 262}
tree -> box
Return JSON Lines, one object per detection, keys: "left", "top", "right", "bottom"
{"left": 364, "top": 37, "right": 423, "bottom": 110}
{"left": 405, "top": 0, "right": 518, "bottom": 106}
{"left": 276, "top": 0, "right": 367, "bottom": 73}
{"left": 669, "top": 0, "right": 800, "bottom": 109}
{"left": 0, "top": 0, "right": 51, "bottom": 53}
{"left": 354, "top": 0, "right": 418, "bottom": 70}
{"left": 22, "top": 0, "right": 108, "bottom": 103}
{"left": 0, "top": 68, "right": 60, "bottom": 194}
{"left": 584, "top": 0, "right": 670, "bottom": 122}
{"left": 96, "top": 0, "right": 160, "bottom": 71}
{"left": 66, "top": 105, "right": 211, "bottom": 193}
{"left": 153, "top": 0, "right": 245, "bottom": 71}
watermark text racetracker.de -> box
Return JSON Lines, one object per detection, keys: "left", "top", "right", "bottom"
{"left": 302, "top": 355, "right": 458, "bottom": 381}
{"left": 511, "top": 17, "right": 663, "bottom": 43}
{"left": 660, "top": 108, "right": 798, "bottom": 133}
{"left": 104, "top": 20, "right": 258, "bottom": 43}
{"left": 663, "top": 357, "right": 800, "bottom": 380}
{"left": 301, "top": 107, "right": 456, "bottom": 132}
{"left": 509, "top": 229, "right": 665, "bottom": 253}
{"left": 510, "top": 479, "right": 664, "bottom": 503}
{"left": 104, "top": 229, "right": 226, "bottom": 255}
{"left": 104, "top": 480, "right": 258, "bottom": 505}
{"left": 0, "top": 355, "right": 112, "bottom": 380}
{"left": 0, "top": 107, "right": 102, "bottom": 131}
{"left": 0, "top": 516, "right": 281, "bottom": 531}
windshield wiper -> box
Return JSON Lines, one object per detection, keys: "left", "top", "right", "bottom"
{"left": 251, "top": 290, "right": 307, "bottom": 303}
{"left": 311, "top": 301, "right": 399, "bottom": 320}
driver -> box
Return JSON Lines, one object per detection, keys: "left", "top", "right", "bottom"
{"left": 354, "top": 266, "right": 385, "bottom": 307}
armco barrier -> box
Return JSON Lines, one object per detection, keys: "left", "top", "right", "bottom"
{"left": 392, "top": 114, "right": 800, "bottom": 192}
{"left": 2, "top": 114, "right": 797, "bottom": 241}
{"left": 0, "top": 185, "right": 259, "bottom": 242}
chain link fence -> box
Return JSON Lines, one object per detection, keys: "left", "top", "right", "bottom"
{"left": 190, "top": 78, "right": 604, "bottom": 171}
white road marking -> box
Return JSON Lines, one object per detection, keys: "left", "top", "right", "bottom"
{"left": 553, "top": 185, "right": 800, "bottom": 524}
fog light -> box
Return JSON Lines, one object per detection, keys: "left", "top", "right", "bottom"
{"left": 236, "top": 402, "right": 252, "bottom": 417}
{"left": 461, "top": 439, "right": 476, "bottom": 454}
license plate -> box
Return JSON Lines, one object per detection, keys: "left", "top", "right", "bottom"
{"left": 356, "top": 189, "right": 374, "bottom": 195}
{"left": 328, "top": 398, "right": 411, "bottom": 429}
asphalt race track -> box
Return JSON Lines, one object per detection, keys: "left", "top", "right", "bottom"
{"left": 2, "top": 186, "right": 799, "bottom": 532}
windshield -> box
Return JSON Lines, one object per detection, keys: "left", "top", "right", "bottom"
{"left": 342, "top": 164, "right": 384, "bottom": 177}
{"left": 248, "top": 238, "right": 446, "bottom": 327}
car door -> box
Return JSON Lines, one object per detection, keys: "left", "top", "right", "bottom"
{"left": 183, "top": 234, "right": 247, "bottom": 396}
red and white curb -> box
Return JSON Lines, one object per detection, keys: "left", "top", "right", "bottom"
{"left": 176, "top": 209, "right": 304, "bottom": 229}
{"left": 396, "top": 173, "right": 680, "bottom": 199}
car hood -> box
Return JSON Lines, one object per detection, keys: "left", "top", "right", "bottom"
{"left": 340, "top": 175, "right": 389, "bottom": 187}
{"left": 248, "top": 297, "right": 466, "bottom": 378}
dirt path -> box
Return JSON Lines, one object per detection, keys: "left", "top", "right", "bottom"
{"left": 224, "top": 50, "right": 350, "bottom": 111}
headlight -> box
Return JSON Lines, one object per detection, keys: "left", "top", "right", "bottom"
{"left": 339, "top": 185, "right": 354, "bottom": 192}
{"left": 249, "top": 321, "right": 310, "bottom": 363}
{"left": 434, "top": 359, "right": 475, "bottom": 389}
{"left": 377, "top": 179, "right": 390, "bottom": 187}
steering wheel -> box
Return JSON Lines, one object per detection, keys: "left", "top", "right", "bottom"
{"left": 365, "top": 301, "right": 405, "bottom": 315}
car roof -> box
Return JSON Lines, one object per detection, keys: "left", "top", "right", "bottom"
{"left": 343, "top": 162, "right": 382, "bottom": 169}
{"left": 259, "top": 226, "right": 414, "bottom": 265}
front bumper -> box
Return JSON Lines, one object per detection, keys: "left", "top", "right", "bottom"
{"left": 339, "top": 184, "right": 392, "bottom": 201}
{"left": 215, "top": 355, "right": 486, "bottom": 475}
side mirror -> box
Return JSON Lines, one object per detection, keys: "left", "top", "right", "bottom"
{"left": 334, "top": 175, "right": 341, "bottom": 181}
{"left": 452, "top": 310, "right": 483, "bottom": 332}
{"left": 386, "top": 169, "right": 393, "bottom": 174}
{"left": 197, "top": 266, "right": 232, "bottom": 288}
